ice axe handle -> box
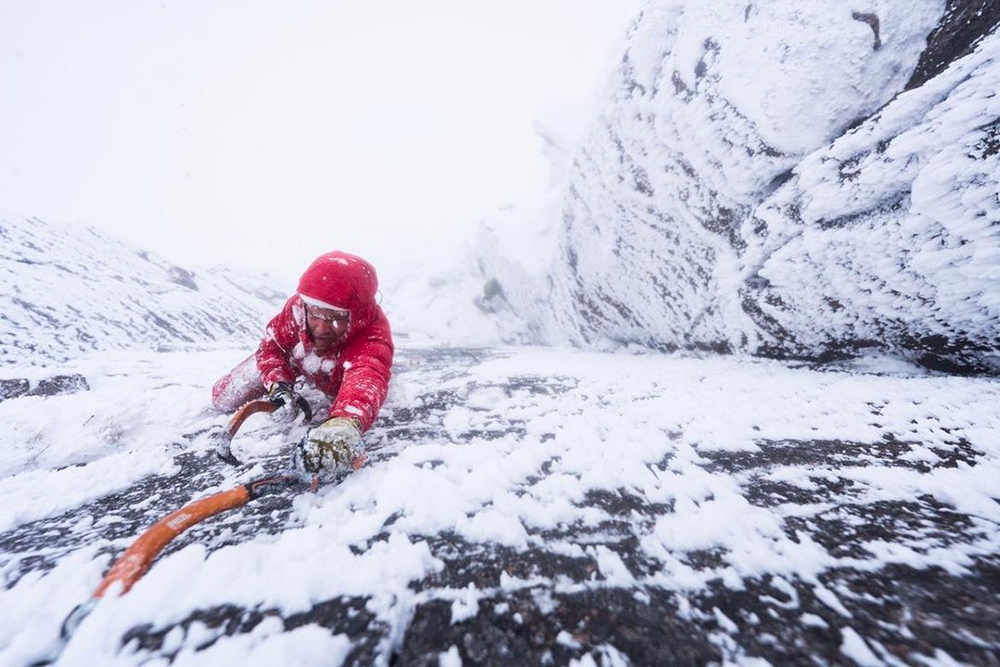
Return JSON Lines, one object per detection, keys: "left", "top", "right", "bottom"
{"left": 214, "top": 399, "right": 279, "bottom": 466}
{"left": 226, "top": 399, "right": 278, "bottom": 436}
{"left": 216, "top": 396, "right": 313, "bottom": 466}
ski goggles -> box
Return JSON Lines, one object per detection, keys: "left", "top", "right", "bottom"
{"left": 304, "top": 303, "right": 351, "bottom": 325}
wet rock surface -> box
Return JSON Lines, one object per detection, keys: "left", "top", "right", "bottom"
{"left": 0, "top": 374, "right": 90, "bottom": 402}
{"left": 2, "top": 346, "right": 998, "bottom": 665}
{"left": 28, "top": 374, "right": 90, "bottom": 398}
{"left": 0, "top": 378, "right": 30, "bottom": 401}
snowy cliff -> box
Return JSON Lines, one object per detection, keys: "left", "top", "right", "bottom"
{"left": 478, "top": 0, "right": 1000, "bottom": 372}
{"left": 0, "top": 213, "right": 287, "bottom": 367}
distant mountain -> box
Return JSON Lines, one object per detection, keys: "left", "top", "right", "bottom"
{"left": 0, "top": 212, "right": 288, "bottom": 367}
{"left": 477, "top": 0, "right": 1000, "bottom": 373}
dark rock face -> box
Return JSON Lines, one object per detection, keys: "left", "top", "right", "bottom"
{"left": 489, "top": 2, "right": 1000, "bottom": 373}
{"left": 906, "top": 0, "right": 1000, "bottom": 89}
{"left": 27, "top": 374, "right": 90, "bottom": 397}
{"left": 0, "top": 375, "right": 90, "bottom": 401}
{"left": 397, "top": 588, "right": 720, "bottom": 666}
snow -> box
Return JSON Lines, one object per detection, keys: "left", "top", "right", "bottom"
{"left": 840, "top": 626, "right": 882, "bottom": 666}
{"left": 438, "top": 645, "right": 462, "bottom": 667}
{"left": 137, "top": 619, "right": 353, "bottom": 667}
{"left": 2, "top": 342, "right": 999, "bottom": 664}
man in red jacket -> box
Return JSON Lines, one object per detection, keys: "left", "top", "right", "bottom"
{"left": 211, "top": 251, "right": 393, "bottom": 474}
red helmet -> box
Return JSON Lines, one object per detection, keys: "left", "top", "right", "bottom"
{"left": 297, "top": 251, "right": 379, "bottom": 326}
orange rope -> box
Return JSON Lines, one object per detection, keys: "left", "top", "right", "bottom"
{"left": 57, "top": 400, "right": 319, "bottom": 648}
{"left": 93, "top": 398, "right": 287, "bottom": 597}
{"left": 93, "top": 486, "right": 250, "bottom": 597}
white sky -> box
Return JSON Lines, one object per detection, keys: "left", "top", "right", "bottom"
{"left": 0, "top": 0, "right": 642, "bottom": 286}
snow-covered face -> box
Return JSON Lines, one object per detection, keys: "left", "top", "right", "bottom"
{"left": 304, "top": 303, "right": 350, "bottom": 353}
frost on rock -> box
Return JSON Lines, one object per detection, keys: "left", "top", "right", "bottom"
{"left": 742, "top": 20, "right": 1000, "bottom": 373}
{"left": 479, "top": 0, "right": 1000, "bottom": 373}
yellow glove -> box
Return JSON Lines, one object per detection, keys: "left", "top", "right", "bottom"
{"left": 298, "top": 417, "right": 363, "bottom": 473}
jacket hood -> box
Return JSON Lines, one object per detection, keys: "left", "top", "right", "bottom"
{"left": 297, "top": 251, "right": 379, "bottom": 330}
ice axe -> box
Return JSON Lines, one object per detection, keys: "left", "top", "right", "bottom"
{"left": 213, "top": 394, "right": 313, "bottom": 465}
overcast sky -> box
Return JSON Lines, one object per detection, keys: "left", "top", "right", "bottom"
{"left": 0, "top": 0, "right": 642, "bottom": 286}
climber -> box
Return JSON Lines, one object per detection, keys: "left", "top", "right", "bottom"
{"left": 211, "top": 250, "right": 393, "bottom": 474}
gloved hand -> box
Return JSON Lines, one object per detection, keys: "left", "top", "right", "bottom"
{"left": 268, "top": 382, "right": 299, "bottom": 421}
{"left": 295, "top": 417, "right": 363, "bottom": 474}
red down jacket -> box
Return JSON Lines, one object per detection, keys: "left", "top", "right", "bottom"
{"left": 255, "top": 252, "right": 393, "bottom": 432}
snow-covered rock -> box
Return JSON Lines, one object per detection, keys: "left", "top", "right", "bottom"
{"left": 3, "top": 344, "right": 1000, "bottom": 665}
{"left": 479, "top": 0, "right": 1000, "bottom": 373}
{"left": 0, "top": 212, "right": 286, "bottom": 367}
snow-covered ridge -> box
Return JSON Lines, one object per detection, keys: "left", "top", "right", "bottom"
{"left": 0, "top": 213, "right": 286, "bottom": 367}
{"left": 477, "top": 0, "right": 1000, "bottom": 373}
